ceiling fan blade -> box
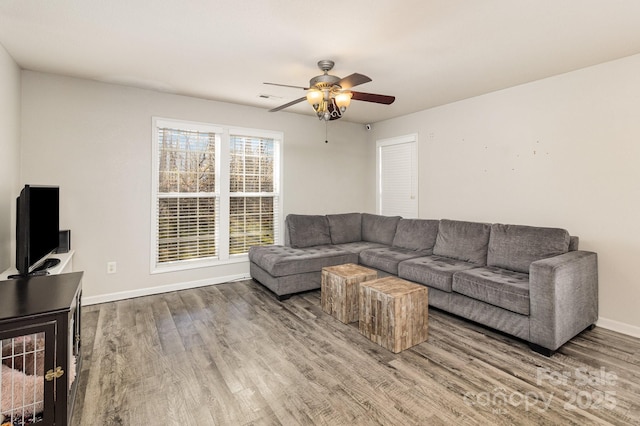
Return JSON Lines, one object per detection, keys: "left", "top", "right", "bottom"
{"left": 264, "top": 82, "right": 309, "bottom": 90}
{"left": 269, "top": 96, "right": 307, "bottom": 112}
{"left": 351, "top": 91, "right": 396, "bottom": 105}
{"left": 339, "top": 73, "right": 372, "bottom": 89}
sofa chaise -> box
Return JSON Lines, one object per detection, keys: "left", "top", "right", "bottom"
{"left": 248, "top": 213, "right": 598, "bottom": 355}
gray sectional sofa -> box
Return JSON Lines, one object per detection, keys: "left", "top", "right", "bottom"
{"left": 248, "top": 213, "right": 598, "bottom": 355}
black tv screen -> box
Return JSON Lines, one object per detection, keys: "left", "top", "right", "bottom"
{"left": 16, "top": 185, "right": 60, "bottom": 276}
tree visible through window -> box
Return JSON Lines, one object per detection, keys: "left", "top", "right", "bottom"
{"left": 152, "top": 118, "right": 281, "bottom": 271}
{"left": 230, "top": 136, "right": 277, "bottom": 254}
{"left": 157, "top": 126, "right": 218, "bottom": 263}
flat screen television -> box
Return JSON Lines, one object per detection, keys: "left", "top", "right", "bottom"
{"left": 15, "top": 185, "right": 60, "bottom": 277}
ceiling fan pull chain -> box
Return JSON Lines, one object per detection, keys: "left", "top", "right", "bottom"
{"left": 325, "top": 120, "right": 328, "bottom": 144}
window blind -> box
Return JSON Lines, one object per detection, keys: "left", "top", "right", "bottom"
{"left": 229, "top": 135, "right": 279, "bottom": 255}
{"left": 156, "top": 126, "right": 219, "bottom": 264}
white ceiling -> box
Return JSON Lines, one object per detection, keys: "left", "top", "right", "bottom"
{"left": 2, "top": 0, "right": 640, "bottom": 124}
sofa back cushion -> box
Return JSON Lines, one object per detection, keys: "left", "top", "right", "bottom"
{"left": 487, "top": 223, "right": 570, "bottom": 273}
{"left": 286, "top": 214, "right": 332, "bottom": 248}
{"left": 327, "top": 213, "right": 362, "bottom": 244}
{"left": 361, "top": 213, "right": 401, "bottom": 245}
{"left": 392, "top": 219, "right": 440, "bottom": 251}
{"left": 433, "top": 219, "right": 491, "bottom": 265}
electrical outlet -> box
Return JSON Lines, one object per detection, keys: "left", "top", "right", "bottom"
{"left": 107, "top": 261, "right": 117, "bottom": 274}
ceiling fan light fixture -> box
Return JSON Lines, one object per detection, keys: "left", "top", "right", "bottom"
{"left": 334, "top": 91, "right": 352, "bottom": 111}
{"left": 308, "top": 87, "right": 352, "bottom": 120}
{"left": 306, "top": 89, "right": 323, "bottom": 108}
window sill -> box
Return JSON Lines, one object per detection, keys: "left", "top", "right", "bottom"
{"left": 151, "top": 254, "right": 249, "bottom": 274}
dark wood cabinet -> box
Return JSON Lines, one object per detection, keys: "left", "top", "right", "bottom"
{"left": 0, "top": 272, "right": 82, "bottom": 426}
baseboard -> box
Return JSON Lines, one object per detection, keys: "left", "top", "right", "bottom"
{"left": 596, "top": 316, "right": 640, "bottom": 339}
{"left": 82, "top": 273, "right": 252, "bottom": 306}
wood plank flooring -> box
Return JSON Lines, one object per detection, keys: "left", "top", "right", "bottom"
{"left": 71, "top": 280, "right": 640, "bottom": 425}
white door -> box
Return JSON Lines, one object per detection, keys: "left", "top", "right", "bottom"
{"left": 376, "top": 134, "right": 418, "bottom": 218}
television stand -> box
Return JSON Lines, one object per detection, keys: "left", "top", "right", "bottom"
{"left": 7, "top": 258, "right": 61, "bottom": 278}
{"left": 0, "top": 251, "right": 74, "bottom": 280}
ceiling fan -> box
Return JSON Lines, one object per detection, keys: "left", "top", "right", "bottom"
{"left": 265, "top": 60, "right": 395, "bottom": 121}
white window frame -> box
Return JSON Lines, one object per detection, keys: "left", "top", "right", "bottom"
{"left": 151, "top": 117, "right": 283, "bottom": 273}
{"left": 227, "top": 126, "right": 283, "bottom": 258}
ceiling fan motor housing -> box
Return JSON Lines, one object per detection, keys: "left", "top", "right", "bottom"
{"left": 310, "top": 74, "right": 341, "bottom": 89}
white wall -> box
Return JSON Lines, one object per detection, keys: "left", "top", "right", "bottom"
{"left": 21, "top": 54, "right": 639, "bottom": 334}
{"left": 369, "top": 53, "right": 640, "bottom": 334}
{"left": 0, "top": 43, "right": 21, "bottom": 271}
{"left": 20, "top": 72, "right": 371, "bottom": 302}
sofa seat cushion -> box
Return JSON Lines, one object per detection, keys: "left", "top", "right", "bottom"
{"left": 359, "top": 247, "right": 432, "bottom": 275}
{"left": 248, "top": 245, "right": 357, "bottom": 277}
{"left": 286, "top": 214, "right": 332, "bottom": 248}
{"left": 397, "top": 255, "right": 478, "bottom": 292}
{"left": 487, "top": 223, "right": 570, "bottom": 273}
{"left": 362, "top": 213, "right": 401, "bottom": 245}
{"left": 334, "top": 241, "right": 387, "bottom": 254}
{"left": 327, "top": 213, "right": 362, "bottom": 244}
{"left": 433, "top": 219, "right": 491, "bottom": 265}
{"left": 392, "top": 219, "right": 440, "bottom": 251}
{"left": 452, "top": 267, "right": 530, "bottom": 315}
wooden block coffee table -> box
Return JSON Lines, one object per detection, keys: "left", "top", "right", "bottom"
{"left": 359, "top": 276, "right": 429, "bottom": 353}
{"left": 321, "top": 263, "right": 377, "bottom": 323}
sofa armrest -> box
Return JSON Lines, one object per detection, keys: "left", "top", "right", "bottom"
{"left": 529, "top": 251, "right": 598, "bottom": 351}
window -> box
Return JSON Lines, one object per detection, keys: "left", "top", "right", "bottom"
{"left": 229, "top": 135, "right": 278, "bottom": 254}
{"left": 152, "top": 118, "right": 281, "bottom": 272}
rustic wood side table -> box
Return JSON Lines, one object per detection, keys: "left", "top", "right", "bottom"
{"left": 321, "top": 263, "right": 377, "bottom": 323}
{"left": 359, "top": 276, "right": 429, "bottom": 353}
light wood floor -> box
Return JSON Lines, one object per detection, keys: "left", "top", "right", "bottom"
{"left": 71, "top": 280, "right": 640, "bottom": 425}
